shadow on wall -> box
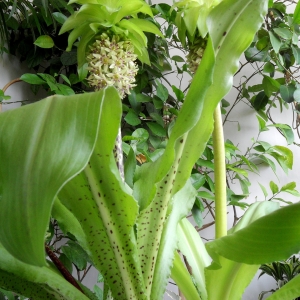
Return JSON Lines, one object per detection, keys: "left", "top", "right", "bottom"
{"left": 0, "top": 53, "right": 43, "bottom": 112}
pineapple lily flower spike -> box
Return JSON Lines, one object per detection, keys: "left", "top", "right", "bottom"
{"left": 60, "top": 0, "right": 163, "bottom": 98}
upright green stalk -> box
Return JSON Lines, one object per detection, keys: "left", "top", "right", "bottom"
{"left": 212, "top": 103, "right": 227, "bottom": 238}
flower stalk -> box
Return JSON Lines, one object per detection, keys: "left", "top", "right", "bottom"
{"left": 212, "top": 103, "right": 227, "bottom": 239}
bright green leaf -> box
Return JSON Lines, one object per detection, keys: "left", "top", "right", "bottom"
{"left": 273, "top": 28, "right": 292, "bottom": 40}
{"left": 267, "top": 275, "right": 300, "bottom": 300}
{"left": 269, "top": 31, "right": 281, "bottom": 53}
{"left": 206, "top": 202, "right": 300, "bottom": 265}
{"left": 177, "top": 218, "right": 210, "bottom": 299}
{"left": 34, "top": 35, "right": 55, "bottom": 48}
{"left": 156, "top": 81, "right": 169, "bottom": 102}
{"left": 269, "top": 181, "right": 279, "bottom": 194}
{"left": 0, "top": 90, "right": 111, "bottom": 266}
{"left": 171, "top": 55, "right": 185, "bottom": 62}
{"left": 124, "top": 110, "right": 141, "bottom": 126}
{"left": 20, "top": 74, "right": 46, "bottom": 85}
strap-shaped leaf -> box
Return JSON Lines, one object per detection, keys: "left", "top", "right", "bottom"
{"left": 134, "top": 0, "right": 268, "bottom": 294}
{"left": 0, "top": 90, "right": 106, "bottom": 266}
{"left": 59, "top": 87, "right": 146, "bottom": 299}
{"left": 206, "top": 202, "right": 300, "bottom": 265}
{"left": 0, "top": 243, "right": 89, "bottom": 300}
{"left": 177, "top": 218, "right": 211, "bottom": 300}
{"left": 205, "top": 257, "right": 259, "bottom": 300}
{"left": 150, "top": 180, "right": 197, "bottom": 299}
{"left": 171, "top": 251, "right": 201, "bottom": 300}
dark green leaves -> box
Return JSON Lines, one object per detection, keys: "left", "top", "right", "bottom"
{"left": 280, "top": 84, "right": 296, "bottom": 103}
{"left": 252, "top": 91, "right": 269, "bottom": 111}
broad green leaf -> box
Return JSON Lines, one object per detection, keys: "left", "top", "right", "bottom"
{"left": 156, "top": 81, "right": 169, "bottom": 102}
{"left": 267, "top": 275, "right": 300, "bottom": 300}
{"left": 147, "top": 122, "right": 166, "bottom": 137}
{"left": 269, "top": 123, "right": 294, "bottom": 145}
{"left": 171, "top": 55, "right": 185, "bottom": 62}
{"left": 269, "top": 31, "right": 281, "bottom": 53}
{"left": 198, "top": 191, "right": 215, "bottom": 200}
{"left": 245, "top": 46, "right": 269, "bottom": 62}
{"left": 262, "top": 75, "right": 280, "bottom": 97}
{"left": 125, "top": 18, "right": 163, "bottom": 38}
{"left": 206, "top": 201, "right": 279, "bottom": 300}
{"left": 294, "top": 0, "right": 300, "bottom": 24}
{"left": 61, "top": 51, "right": 78, "bottom": 66}
{"left": 52, "top": 12, "right": 67, "bottom": 24}
{"left": 259, "top": 183, "right": 268, "bottom": 199}
{"left": 281, "top": 181, "right": 296, "bottom": 191}
{"left": 124, "top": 109, "right": 141, "bottom": 126}
{"left": 61, "top": 240, "right": 90, "bottom": 270}
{"left": 280, "top": 84, "right": 296, "bottom": 103}
{"left": 228, "top": 201, "right": 279, "bottom": 234}
{"left": 34, "top": 35, "right": 55, "bottom": 48}
{"left": 94, "top": 285, "right": 103, "bottom": 300}
{"left": 273, "top": 28, "right": 292, "bottom": 40}
{"left": 0, "top": 91, "right": 107, "bottom": 266}
{"left": 252, "top": 91, "right": 269, "bottom": 111}
{"left": 56, "top": 83, "right": 75, "bottom": 96}
{"left": 170, "top": 251, "right": 201, "bottom": 300}
{"left": 118, "top": 19, "right": 147, "bottom": 47}
{"left": 271, "top": 145, "right": 293, "bottom": 171}
{"left": 248, "top": 84, "right": 264, "bottom": 93}
{"left": 20, "top": 73, "right": 45, "bottom": 85}
{"left": 206, "top": 256, "right": 259, "bottom": 300}
{"left": 177, "top": 218, "right": 211, "bottom": 300}
{"left": 183, "top": 5, "right": 201, "bottom": 37}
{"left": 257, "top": 115, "right": 266, "bottom": 131}
{"left": 124, "top": 147, "right": 137, "bottom": 188}
{"left": 206, "top": 202, "right": 300, "bottom": 264}
{"left": 0, "top": 243, "right": 89, "bottom": 300}
{"left": 269, "top": 181, "right": 279, "bottom": 194}
{"left": 294, "top": 88, "right": 300, "bottom": 102}
{"left": 292, "top": 45, "right": 300, "bottom": 64}
{"left": 51, "top": 198, "right": 89, "bottom": 252}
{"left": 263, "top": 62, "right": 275, "bottom": 74}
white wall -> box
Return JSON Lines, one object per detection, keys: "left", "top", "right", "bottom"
{"left": 0, "top": 53, "right": 33, "bottom": 112}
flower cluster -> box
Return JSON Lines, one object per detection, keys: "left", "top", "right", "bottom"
{"left": 87, "top": 33, "right": 138, "bottom": 99}
{"left": 186, "top": 36, "right": 208, "bottom": 74}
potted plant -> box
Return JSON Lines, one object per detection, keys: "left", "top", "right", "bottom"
{"left": 1, "top": 0, "right": 300, "bottom": 299}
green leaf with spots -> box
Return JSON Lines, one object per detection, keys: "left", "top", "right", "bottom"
{"left": 59, "top": 87, "right": 146, "bottom": 299}
{"left": 0, "top": 243, "right": 90, "bottom": 300}
{"left": 134, "top": 0, "right": 267, "bottom": 296}
{"left": 150, "top": 180, "right": 197, "bottom": 299}
{"left": 177, "top": 218, "right": 210, "bottom": 300}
